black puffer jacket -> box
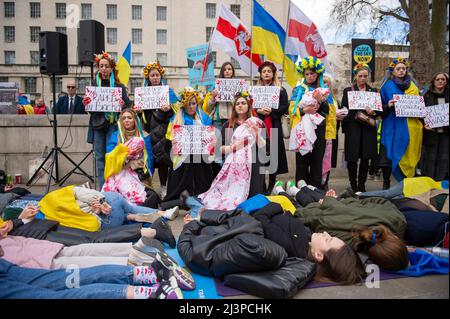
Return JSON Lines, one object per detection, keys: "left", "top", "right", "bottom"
{"left": 142, "top": 109, "right": 174, "bottom": 166}
{"left": 177, "top": 210, "right": 287, "bottom": 277}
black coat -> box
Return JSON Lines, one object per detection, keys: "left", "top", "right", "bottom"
{"left": 256, "top": 86, "right": 289, "bottom": 175}
{"left": 54, "top": 95, "right": 86, "bottom": 114}
{"left": 141, "top": 108, "right": 174, "bottom": 167}
{"left": 341, "top": 85, "right": 380, "bottom": 161}
{"left": 177, "top": 210, "right": 287, "bottom": 277}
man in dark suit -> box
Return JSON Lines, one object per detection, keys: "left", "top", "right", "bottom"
{"left": 53, "top": 80, "right": 86, "bottom": 114}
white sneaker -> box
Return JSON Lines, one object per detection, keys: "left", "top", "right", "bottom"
{"left": 160, "top": 186, "right": 167, "bottom": 199}
{"left": 163, "top": 206, "right": 179, "bottom": 221}
{"left": 297, "top": 180, "right": 307, "bottom": 189}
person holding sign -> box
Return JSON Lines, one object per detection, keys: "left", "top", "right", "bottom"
{"left": 341, "top": 63, "right": 381, "bottom": 192}
{"left": 289, "top": 57, "right": 332, "bottom": 189}
{"left": 256, "top": 61, "right": 289, "bottom": 194}
{"left": 133, "top": 62, "right": 175, "bottom": 200}
{"left": 379, "top": 58, "right": 422, "bottom": 187}
{"left": 82, "top": 52, "right": 131, "bottom": 188}
{"left": 102, "top": 109, "right": 157, "bottom": 208}
{"left": 422, "top": 72, "right": 449, "bottom": 180}
{"left": 164, "top": 87, "right": 214, "bottom": 201}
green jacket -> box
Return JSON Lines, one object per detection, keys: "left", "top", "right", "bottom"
{"left": 297, "top": 197, "right": 407, "bottom": 247}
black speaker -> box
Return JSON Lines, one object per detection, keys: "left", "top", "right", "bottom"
{"left": 39, "top": 32, "right": 68, "bottom": 75}
{"left": 78, "top": 20, "right": 105, "bottom": 66}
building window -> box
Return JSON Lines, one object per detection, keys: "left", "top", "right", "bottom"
{"left": 56, "top": 27, "right": 67, "bottom": 35}
{"left": 56, "top": 3, "right": 66, "bottom": 19}
{"left": 206, "top": 3, "right": 216, "bottom": 19}
{"left": 25, "top": 77, "right": 37, "bottom": 93}
{"left": 156, "top": 6, "right": 167, "bottom": 21}
{"left": 55, "top": 77, "right": 63, "bottom": 93}
{"left": 30, "top": 51, "right": 39, "bottom": 65}
{"left": 4, "top": 51, "right": 15, "bottom": 65}
{"left": 4, "top": 26, "right": 15, "bottom": 43}
{"left": 132, "top": 29, "right": 142, "bottom": 44}
{"left": 132, "top": 5, "right": 142, "bottom": 20}
{"left": 107, "top": 4, "right": 117, "bottom": 20}
{"left": 129, "top": 78, "right": 142, "bottom": 94}
{"left": 81, "top": 3, "right": 92, "bottom": 19}
{"left": 0, "top": 77, "right": 8, "bottom": 82}
{"left": 211, "top": 51, "right": 217, "bottom": 68}
{"left": 132, "top": 53, "right": 143, "bottom": 66}
{"left": 77, "top": 78, "right": 90, "bottom": 94}
{"left": 4, "top": 2, "right": 14, "bottom": 18}
{"left": 30, "top": 27, "right": 41, "bottom": 43}
{"left": 206, "top": 27, "right": 214, "bottom": 42}
{"left": 231, "top": 57, "right": 241, "bottom": 69}
{"left": 156, "top": 29, "right": 167, "bottom": 45}
{"left": 230, "top": 4, "right": 240, "bottom": 18}
{"left": 107, "top": 28, "right": 117, "bottom": 44}
{"left": 30, "top": 2, "right": 41, "bottom": 18}
{"left": 156, "top": 53, "right": 168, "bottom": 66}
{"left": 109, "top": 52, "right": 118, "bottom": 61}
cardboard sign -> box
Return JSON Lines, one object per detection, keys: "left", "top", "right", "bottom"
{"left": 249, "top": 86, "right": 280, "bottom": 109}
{"left": 134, "top": 86, "right": 170, "bottom": 110}
{"left": 393, "top": 95, "right": 426, "bottom": 118}
{"left": 424, "top": 103, "right": 449, "bottom": 128}
{"left": 215, "top": 79, "right": 248, "bottom": 102}
{"left": 347, "top": 91, "right": 382, "bottom": 111}
{"left": 85, "top": 86, "right": 122, "bottom": 112}
{"left": 174, "top": 125, "right": 215, "bottom": 155}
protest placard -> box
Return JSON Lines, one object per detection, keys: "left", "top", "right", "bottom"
{"left": 424, "top": 103, "right": 449, "bottom": 128}
{"left": 134, "top": 85, "right": 170, "bottom": 110}
{"left": 347, "top": 91, "right": 383, "bottom": 111}
{"left": 393, "top": 95, "right": 426, "bottom": 118}
{"left": 249, "top": 86, "right": 280, "bottom": 109}
{"left": 85, "top": 86, "right": 122, "bottom": 112}
{"left": 174, "top": 125, "right": 215, "bottom": 155}
{"left": 186, "top": 44, "right": 215, "bottom": 88}
{"left": 215, "top": 79, "right": 248, "bottom": 102}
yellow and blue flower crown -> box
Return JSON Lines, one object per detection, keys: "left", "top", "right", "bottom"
{"left": 389, "top": 57, "right": 409, "bottom": 72}
{"left": 353, "top": 63, "right": 372, "bottom": 75}
{"left": 296, "top": 56, "right": 325, "bottom": 76}
{"left": 143, "top": 62, "right": 166, "bottom": 78}
{"left": 180, "top": 87, "right": 202, "bottom": 106}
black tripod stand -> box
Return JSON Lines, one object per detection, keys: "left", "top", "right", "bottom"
{"left": 27, "top": 73, "right": 94, "bottom": 193}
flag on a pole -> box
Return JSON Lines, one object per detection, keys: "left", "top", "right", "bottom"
{"left": 210, "top": 3, "right": 262, "bottom": 76}
{"left": 116, "top": 41, "right": 132, "bottom": 86}
{"left": 285, "top": 1, "right": 333, "bottom": 76}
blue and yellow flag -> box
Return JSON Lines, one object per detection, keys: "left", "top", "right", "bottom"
{"left": 116, "top": 41, "right": 131, "bottom": 86}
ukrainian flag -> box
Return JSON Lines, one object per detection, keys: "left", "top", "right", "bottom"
{"left": 116, "top": 41, "right": 131, "bottom": 86}
{"left": 252, "top": 1, "right": 299, "bottom": 87}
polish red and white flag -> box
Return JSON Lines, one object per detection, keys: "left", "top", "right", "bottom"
{"left": 210, "top": 3, "right": 262, "bottom": 76}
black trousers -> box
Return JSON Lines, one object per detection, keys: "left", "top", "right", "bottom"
{"left": 347, "top": 159, "right": 369, "bottom": 192}
{"left": 295, "top": 125, "right": 326, "bottom": 189}
{"left": 156, "top": 164, "right": 169, "bottom": 187}
{"left": 164, "top": 159, "right": 214, "bottom": 202}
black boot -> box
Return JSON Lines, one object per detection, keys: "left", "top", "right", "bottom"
{"left": 383, "top": 180, "right": 390, "bottom": 190}
{"left": 151, "top": 217, "right": 176, "bottom": 248}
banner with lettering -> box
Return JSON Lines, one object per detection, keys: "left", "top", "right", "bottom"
{"left": 134, "top": 86, "right": 170, "bottom": 110}
{"left": 85, "top": 86, "right": 122, "bottom": 112}
{"left": 393, "top": 95, "right": 426, "bottom": 118}
{"left": 424, "top": 103, "right": 449, "bottom": 128}
{"left": 249, "top": 86, "right": 280, "bottom": 109}
{"left": 347, "top": 91, "right": 382, "bottom": 111}
{"left": 216, "top": 79, "right": 248, "bottom": 102}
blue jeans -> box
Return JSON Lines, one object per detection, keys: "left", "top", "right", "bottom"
{"left": 93, "top": 125, "right": 115, "bottom": 188}
{"left": 360, "top": 181, "right": 404, "bottom": 199}
{"left": 186, "top": 196, "right": 204, "bottom": 218}
{"left": 0, "top": 258, "right": 131, "bottom": 299}
{"left": 101, "top": 192, "right": 158, "bottom": 229}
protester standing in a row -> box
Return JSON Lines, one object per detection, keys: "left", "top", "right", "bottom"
{"left": 422, "top": 72, "right": 449, "bottom": 181}
{"left": 341, "top": 63, "right": 380, "bottom": 192}
{"left": 379, "top": 58, "right": 422, "bottom": 188}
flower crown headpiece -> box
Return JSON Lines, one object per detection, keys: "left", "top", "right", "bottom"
{"left": 353, "top": 63, "right": 372, "bottom": 75}
{"left": 94, "top": 51, "right": 114, "bottom": 64}
{"left": 234, "top": 91, "right": 253, "bottom": 106}
{"left": 389, "top": 57, "right": 409, "bottom": 72}
{"left": 180, "top": 87, "right": 202, "bottom": 106}
{"left": 143, "top": 62, "right": 166, "bottom": 78}
{"left": 296, "top": 56, "right": 325, "bottom": 76}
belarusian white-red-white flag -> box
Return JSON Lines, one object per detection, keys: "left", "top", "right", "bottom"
{"left": 210, "top": 3, "right": 262, "bottom": 76}
{"left": 286, "top": 1, "right": 333, "bottom": 75}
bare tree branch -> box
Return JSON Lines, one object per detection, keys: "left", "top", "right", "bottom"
{"left": 399, "top": 0, "right": 410, "bottom": 17}
{"left": 378, "top": 9, "right": 410, "bottom": 23}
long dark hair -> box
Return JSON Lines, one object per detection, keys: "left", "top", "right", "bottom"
{"left": 219, "top": 62, "right": 235, "bottom": 78}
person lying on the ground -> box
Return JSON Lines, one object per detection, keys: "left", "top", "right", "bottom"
{"left": 0, "top": 183, "right": 30, "bottom": 196}
{"left": 179, "top": 209, "right": 367, "bottom": 285}
{"left": 0, "top": 205, "right": 177, "bottom": 248}
{"left": 35, "top": 185, "right": 179, "bottom": 232}
{"left": 0, "top": 234, "right": 195, "bottom": 291}
{"left": 0, "top": 252, "right": 182, "bottom": 299}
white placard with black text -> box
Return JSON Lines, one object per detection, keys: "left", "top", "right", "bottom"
{"left": 85, "top": 86, "right": 122, "bottom": 112}
{"left": 215, "top": 79, "right": 249, "bottom": 102}
{"left": 393, "top": 94, "right": 426, "bottom": 118}
{"left": 347, "top": 91, "right": 383, "bottom": 111}
{"left": 424, "top": 103, "right": 449, "bottom": 128}
{"left": 249, "top": 86, "right": 280, "bottom": 109}
{"left": 134, "top": 86, "right": 170, "bottom": 110}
